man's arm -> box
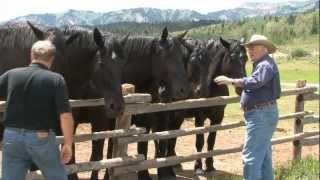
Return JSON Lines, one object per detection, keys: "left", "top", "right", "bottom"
{"left": 55, "top": 76, "right": 74, "bottom": 163}
{"left": 59, "top": 112, "right": 74, "bottom": 164}
{"left": 241, "top": 63, "right": 273, "bottom": 90}
{"left": 60, "top": 112, "right": 74, "bottom": 146}
{"left": 0, "top": 72, "right": 9, "bottom": 99}
{"left": 214, "top": 63, "right": 273, "bottom": 90}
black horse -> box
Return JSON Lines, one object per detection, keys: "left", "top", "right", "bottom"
{"left": 0, "top": 22, "right": 78, "bottom": 139}
{"left": 87, "top": 27, "right": 190, "bottom": 180}
{"left": 125, "top": 28, "right": 191, "bottom": 180}
{"left": 0, "top": 23, "right": 129, "bottom": 180}
{"left": 166, "top": 37, "right": 248, "bottom": 175}
{"left": 53, "top": 27, "right": 129, "bottom": 180}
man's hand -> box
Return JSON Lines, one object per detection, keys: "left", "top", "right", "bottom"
{"left": 60, "top": 144, "right": 72, "bottom": 164}
{"left": 214, "top": 75, "right": 234, "bottom": 85}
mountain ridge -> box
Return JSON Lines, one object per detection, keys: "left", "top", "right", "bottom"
{"left": 4, "top": 0, "right": 319, "bottom": 26}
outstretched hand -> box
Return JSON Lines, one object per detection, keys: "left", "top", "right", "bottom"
{"left": 214, "top": 75, "right": 234, "bottom": 85}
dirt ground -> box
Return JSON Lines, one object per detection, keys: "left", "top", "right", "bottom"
{"left": 73, "top": 117, "right": 319, "bottom": 180}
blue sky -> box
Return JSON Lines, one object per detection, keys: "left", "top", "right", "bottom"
{"left": 0, "top": 0, "right": 308, "bottom": 22}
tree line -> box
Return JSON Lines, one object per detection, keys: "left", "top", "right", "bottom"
{"left": 188, "top": 9, "right": 319, "bottom": 44}
{"left": 78, "top": 9, "right": 319, "bottom": 45}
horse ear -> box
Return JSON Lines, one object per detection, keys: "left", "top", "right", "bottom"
{"left": 161, "top": 27, "right": 168, "bottom": 42}
{"left": 93, "top": 28, "right": 104, "bottom": 49}
{"left": 114, "top": 40, "right": 125, "bottom": 58}
{"left": 207, "top": 41, "right": 214, "bottom": 50}
{"left": 220, "top": 37, "right": 230, "bottom": 50}
{"left": 66, "top": 33, "right": 80, "bottom": 45}
{"left": 181, "top": 40, "right": 194, "bottom": 53}
{"left": 27, "top": 21, "right": 45, "bottom": 40}
{"left": 63, "top": 26, "right": 68, "bottom": 34}
{"left": 120, "top": 33, "right": 129, "bottom": 47}
{"left": 176, "top": 30, "right": 188, "bottom": 41}
{"left": 240, "top": 37, "right": 245, "bottom": 44}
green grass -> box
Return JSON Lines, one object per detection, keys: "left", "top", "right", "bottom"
{"left": 208, "top": 175, "right": 242, "bottom": 180}
{"left": 277, "top": 59, "right": 319, "bottom": 84}
{"left": 207, "top": 156, "right": 319, "bottom": 180}
{"left": 278, "top": 35, "right": 319, "bottom": 56}
{"left": 275, "top": 156, "right": 320, "bottom": 180}
{"left": 245, "top": 58, "right": 319, "bottom": 84}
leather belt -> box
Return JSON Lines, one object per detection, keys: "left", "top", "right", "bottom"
{"left": 243, "top": 100, "right": 276, "bottom": 112}
{"left": 6, "top": 127, "right": 50, "bottom": 133}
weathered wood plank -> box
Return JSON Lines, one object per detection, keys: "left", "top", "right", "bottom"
{"left": 118, "top": 121, "right": 245, "bottom": 144}
{"left": 124, "top": 96, "right": 241, "bottom": 115}
{"left": 281, "top": 86, "right": 317, "bottom": 97}
{"left": 272, "top": 131, "right": 319, "bottom": 145}
{"left": 112, "top": 131, "right": 319, "bottom": 176}
{"left": 302, "top": 115, "right": 319, "bottom": 125}
{"left": 0, "top": 87, "right": 316, "bottom": 113}
{"left": 278, "top": 111, "right": 314, "bottom": 121}
{"left": 28, "top": 154, "right": 145, "bottom": 178}
{"left": 118, "top": 112, "right": 314, "bottom": 144}
{"left": 110, "top": 85, "right": 135, "bottom": 180}
{"left": 301, "top": 136, "right": 320, "bottom": 146}
{"left": 69, "top": 93, "right": 151, "bottom": 108}
{"left": 293, "top": 80, "right": 306, "bottom": 160}
{"left": 55, "top": 127, "right": 146, "bottom": 145}
{"left": 110, "top": 115, "right": 133, "bottom": 180}
{"left": 303, "top": 93, "right": 320, "bottom": 101}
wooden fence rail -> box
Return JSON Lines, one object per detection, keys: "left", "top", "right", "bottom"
{"left": 111, "top": 131, "right": 319, "bottom": 176}
{"left": 0, "top": 85, "right": 318, "bottom": 179}
{"left": 0, "top": 86, "right": 317, "bottom": 114}
{"left": 117, "top": 112, "right": 317, "bottom": 144}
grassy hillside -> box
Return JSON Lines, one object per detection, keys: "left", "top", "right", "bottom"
{"left": 185, "top": 9, "right": 319, "bottom": 84}
{"left": 188, "top": 9, "right": 319, "bottom": 44}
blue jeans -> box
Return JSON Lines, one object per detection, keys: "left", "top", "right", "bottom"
{"left": 2, "top": 128, "right": 67, "bottom": 180}
{"left": 242, "top": 104, "right": 279, "bottom": 180}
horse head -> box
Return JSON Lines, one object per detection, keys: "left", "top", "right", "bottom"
{"left": 92, "top": 28, "right": 128, "bottom": 118}
{"left": 151, "top": 27, "right": 190, "bottom": 101}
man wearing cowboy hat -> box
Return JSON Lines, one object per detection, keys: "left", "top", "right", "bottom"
{"left": 215, "top": 34, "right": 281, "bottom": 180}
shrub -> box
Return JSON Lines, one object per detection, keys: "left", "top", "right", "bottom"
{"left": 290, "top": 48, "right": 310, "bottom": 58}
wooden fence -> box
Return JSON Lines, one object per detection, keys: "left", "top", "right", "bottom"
{"left": 0, "top": 81, "right": 319, "bottom": 179}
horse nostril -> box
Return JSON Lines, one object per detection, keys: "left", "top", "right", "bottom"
{"left": 109, "top": 103, "right": 115, "bottom": 110}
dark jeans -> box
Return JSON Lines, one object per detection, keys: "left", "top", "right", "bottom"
{"left": 2, "top": 128, "right": 67, "bottom": 180}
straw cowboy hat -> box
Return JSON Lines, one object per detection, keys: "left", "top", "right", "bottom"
{"left": 242, "top": 34, "right": 277, "bottom": 53}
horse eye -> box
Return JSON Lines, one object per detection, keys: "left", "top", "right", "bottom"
{"left": 98, "top": 60, "right": 105, "bottom": 67}
{"left": 230, "top": 53, "right": 237, "bottom": 57}
{"left": 112, "top": 51, "right": 117, "bottom": 60}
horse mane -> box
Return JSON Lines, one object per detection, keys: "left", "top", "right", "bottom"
{"left": 0, "top": 26, "right": 38, "bottom": 49}
{"left": 124, "top": 37, "right": 156, "bottom": 60}
{"left": 63, "top": 26, "right": 97, "bottom": 50}
{"left": 206, "top": 39, "right": 229, "bottom": 78}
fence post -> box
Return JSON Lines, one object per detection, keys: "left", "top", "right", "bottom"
{"left": 293, "top": 80, "right": 306, "bottom": 160}
{"left": 110, "top": 84, "right": 136, "bottom": 180}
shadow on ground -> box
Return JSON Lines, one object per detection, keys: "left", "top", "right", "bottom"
{"left": 77, "top": 168, "right": 242, "bottom": 180}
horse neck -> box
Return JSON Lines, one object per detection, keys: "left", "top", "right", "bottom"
{"left": 208, "top": 48, "right": 230, "bottom": 97}
{"left": 122, "top": 38, "right": 156, "bottom": 90}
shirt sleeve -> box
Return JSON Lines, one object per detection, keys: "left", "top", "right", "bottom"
{"left": 54, "top": 76, "right": 71, "bottom": 114}
{"left": 242, "top": 63, "right": 274, "bottom": 91}
{"left": 0, "top": 72, "right": 9, "bottom": 99}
